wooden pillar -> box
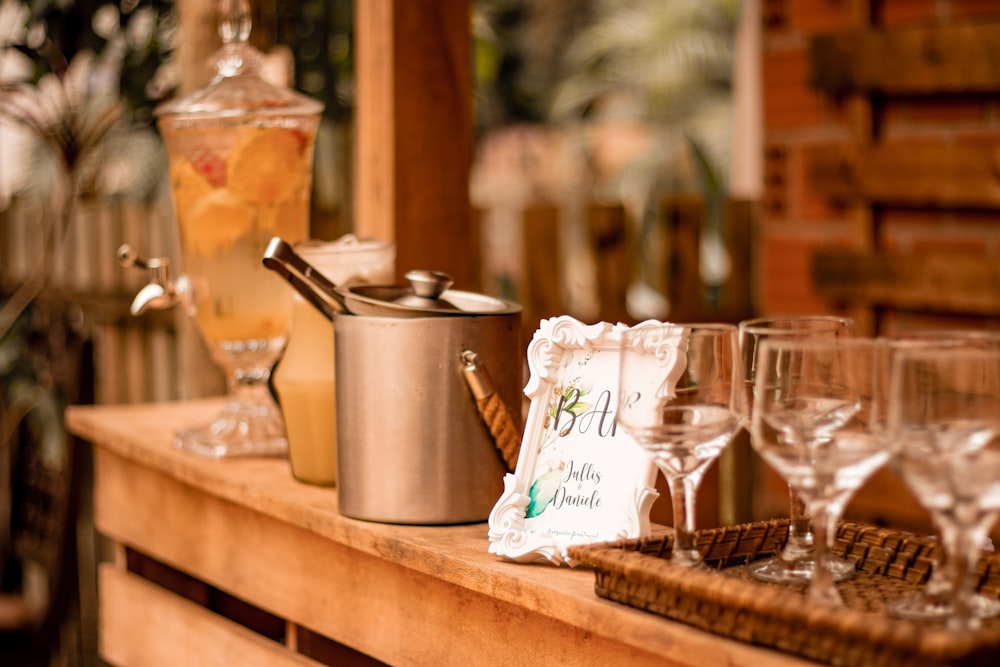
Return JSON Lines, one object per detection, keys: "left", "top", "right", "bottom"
{"left": 174, "top": 0, "right": 219, "bottom": 95}
{"left": 354, "top": 0, "right": 477, "bottom": 288}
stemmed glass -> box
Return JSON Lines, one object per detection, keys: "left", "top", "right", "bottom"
{"left": 618, "top": 322, "right": 743, "bottom": 567}
{"left": 751, "top": 337, "right": 890, "bottom": 605}
{"left": 738, "top": 315, "right": 856, "bottom": 584}
{"left": 886, "top": 346, "right": 1000, "bottom": 630}
{"left": 879, "top": 331, "right": 1000, "bottom": 621}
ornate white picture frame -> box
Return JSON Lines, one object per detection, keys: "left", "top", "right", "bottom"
{"left": 487, "top": 316, "right": 661, "bottom": 565}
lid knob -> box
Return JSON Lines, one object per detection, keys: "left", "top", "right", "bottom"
{"left": 405, "top": 270, "right": 454, "bottom": 300}
{"left": 215, "top": 0, "right": 258, "bottom": 78}
{"left": 219, "top": 0, "right": 251, "bottom": 45}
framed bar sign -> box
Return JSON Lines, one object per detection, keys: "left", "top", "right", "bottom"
{"left": 488, "top": 316, "right": 660, "bottom": 565}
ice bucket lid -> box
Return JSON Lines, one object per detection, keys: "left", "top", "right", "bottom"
{"left": 339, "top": 270, "right": 522, "bottom": 318}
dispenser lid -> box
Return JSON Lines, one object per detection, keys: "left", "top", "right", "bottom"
{"left": 156, "top": 0, "right": 322, "bottom": 121}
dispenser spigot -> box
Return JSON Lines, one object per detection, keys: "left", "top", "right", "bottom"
{"left": 117, "top": 244, "right": 180, "bottom": 316}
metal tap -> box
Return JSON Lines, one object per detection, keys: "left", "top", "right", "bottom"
{"left": 117, "top": 244, "right": 180, "bottom": 316}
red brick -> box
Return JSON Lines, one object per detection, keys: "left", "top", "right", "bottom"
{"left": 756, "top": 288, "right": 831, "bottom": 315}
{"left": 880, "top": 206, "right": 1000, "bottom": 227}
{"left": 948, "top": 209, "right": 1000, "bottom": 225}
{"left": 762, "top": 0, "right": 791, "bottom": 34}
{"left": 909, "top": 237, "right": 988, "bottom": 253}
{"left": 796, "top": 144, "right": 849, "bottom": 220}
{"left": 790, "top": 0, "right": 854, "bottom": 33}
{"left": 954, "top": 129, "right": 1000, "bottom": 145}
{"left": 880, "top": 208, "right": 1000, "bottom": 253}
{"left": 764, "top": 144, "right": 789, "bottom": 220}
{"left": 757, "top": 232, "right": 853, "bottom": 313}
{"left": 878, "top": 208, "right": 946, "bottom": 251}
{"left": 825, "top": 95, "right": 853, "bottom": 126}
{"left": 879, "top": 208, "right": 947, "bottom": 226}
{"left": 878, "top": 0, "right": 939, "bottom": 26}
{"left": 757, "top": 0, "right": 1000, "bottom": 320}
{"left": 879, "top": 100, "right": 906, "bottom": 132}
{"left": 950, "top": 0, "right": 1000, "bottom": 21}
{"left": 763, "top": 48, "right": 826, "bottom": 128}
{"left": 906, "top": 96, "right": 988, "bottom": 124}
{"left": 881, "top": 311, "right": 994, "bottom": 333}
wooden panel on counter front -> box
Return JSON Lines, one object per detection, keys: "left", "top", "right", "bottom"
{"left": 812, "top": 249, "right": 1000, "bottom": 315}
{"left": 807, "top": 142, "right": 1000, "bottom": 209}
{"left": 810, "top": 22, "right": 1000, "bottom": 95}
{"left": 67, "top": 399, "right": 817, "bottom": 667}
{"left": 99, "top": 567, "right": 323, "bottom": 667}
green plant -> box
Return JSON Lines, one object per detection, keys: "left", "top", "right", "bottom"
{"left": 550, "top": 0, "right": 739, "bottom": 198}
{"left": 0, "top": 1, "right": 174, "bottom": 635}
{"left": 550, "top": 0, "right": 740, "bottom": 312}
{"left": 0, "top": 0, "right": 175, "bottom": 335}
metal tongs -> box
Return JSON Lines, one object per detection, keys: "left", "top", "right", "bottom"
{"left": 262, "top": 237, "right": 346, "bottom": 321}
{"left": 264, "top": 236, "right": 469, "bottom": 319}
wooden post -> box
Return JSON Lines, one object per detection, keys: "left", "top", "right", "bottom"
{"left": 354, "top": 0, "right": 477, "bottom": 288}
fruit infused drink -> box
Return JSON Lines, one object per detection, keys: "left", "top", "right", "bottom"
{"left": 163, "top": 121, "right": 317, "bottom": 348}
{"left": 154, "top": 0, "right": 323, "bottom": 458}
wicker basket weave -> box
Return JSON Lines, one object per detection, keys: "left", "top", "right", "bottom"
{"left": 567, "top": 520, "right": 1000, "bottom": 667}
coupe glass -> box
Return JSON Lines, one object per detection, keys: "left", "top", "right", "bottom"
{"left": 751, "top": 337, "right": 890, "bottom": 606}
{"left": 618, "top": 322, "right": 743, "bottom": 567}
{"left": 886, "top": 346, "right": 1000, "bottom": 630}
{"left": 738, "top": 315, "right": 856, "bottom": 584}
{"left": 156, "top": 0, "right": 322, "bottom": 457}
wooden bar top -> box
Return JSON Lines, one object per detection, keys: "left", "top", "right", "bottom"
{"left": 66, "top": 399, "right": 816, "bottom": 667}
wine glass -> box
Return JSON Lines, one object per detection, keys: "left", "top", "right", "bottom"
{"left": 751, "top": 336, "right": 890, "bottom": 606}
{"left": 155, "top": 0, "right": 322, "bottom": 457}
{"left": 738, "top": 315, "right": 856, "bottom": 584}
{"left": 886, "top": 345, "right": 1000, "bottom": 630}
{"left": 879, "top": 331, "right": 1000, "bottom": 621}
{"left": 618, "top": 322, "right": 743, "bottom": 567}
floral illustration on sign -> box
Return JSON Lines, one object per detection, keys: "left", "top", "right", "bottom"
{"left": 525, "top": 461, "right": 565, "bottom": 519}
{"left": 539, "top": 351, "right": 595, "bottom": 453}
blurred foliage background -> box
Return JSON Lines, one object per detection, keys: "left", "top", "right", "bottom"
{"left": 1, "top": 0, "right": 739, "bottom": 238}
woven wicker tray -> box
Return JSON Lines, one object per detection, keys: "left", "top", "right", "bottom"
{"left": 567, "top": 520, "right": 1000, "bottom": 667}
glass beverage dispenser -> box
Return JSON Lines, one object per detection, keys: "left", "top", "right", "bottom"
{"left": 121, "top": 0, "right": 322, "bottom": 458}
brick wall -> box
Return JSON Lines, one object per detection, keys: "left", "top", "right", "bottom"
{"left": 756, "top": 0, "right": 1000, "bottom": 533}
{"left": 757, "top": 0, "right": 1000, "bottom": 332}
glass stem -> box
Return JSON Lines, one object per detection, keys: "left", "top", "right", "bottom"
{"left": 218, "top": 356, "right": 274, "bottom": 403}
{"left": 806, "top": 497, "right": 843, "bottom": 606}
{"left": 783, "top": 486, "right": 813, "bottom": 561}
{"left": 925, "top": 514, "right": 956, "bottom": 600}
{"left": 945, "top": 522, "right": 980, "bottom": 631}
{"left": 666, "top": 474, "right": 702, "bottom": 567}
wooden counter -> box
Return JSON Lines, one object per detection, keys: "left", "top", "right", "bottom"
{"left": 66, "top": 399, "right": 816, "bottom": 667}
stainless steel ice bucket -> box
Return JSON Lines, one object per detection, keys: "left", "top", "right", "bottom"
{"left": 332, "top": 303, "right": 521, "bottom": 524}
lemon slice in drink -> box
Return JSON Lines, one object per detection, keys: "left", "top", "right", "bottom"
{"left": 182, "top": 189, "right": 256, "bottom": 257}
{"left": 227, "top": 127, "right": 310, "bottom": 205}
{"left": 258, "top": 187, "right": 310, "bottom": 240}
